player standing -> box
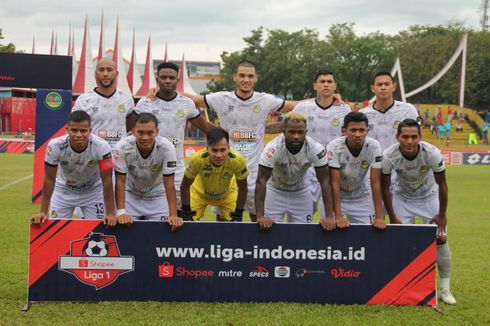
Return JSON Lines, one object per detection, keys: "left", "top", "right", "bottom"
{"left": 361, "top": 72, "right": 419, "bottom": 150}
{"left": 180, "top": 128, "right": 249, "bottom": 221}
{"left": 135, "top": 62, "right": 215, "bottom": 211}
{"left": 181, "top": 60, "right": 306, "bottom": 220}
{"left": 381, "top": 119, "right": 456, "bottom": 304}
{"left": 30, "top": 111, "right": 116, "bottom": 226}
{"left": 73, "top": 58, "right": 135, "bottom": 149}
{"left": 326, "top": 112, "right": 385, "bottom": 228}
{"left": 113, "top": 113, "right": 182, "bottom": 230}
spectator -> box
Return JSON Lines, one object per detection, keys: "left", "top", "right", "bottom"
{"left": 456, "top": 122, "right": 463, "bottom": 132}
{"left": 447, "top": 107, "right": 453, "bottom": 122}
{"left": 438, "top": 124, "right": 445, "bottom": 140}
{"left": 483, "top": 121, "right": 489, "bottom": 145}
{"left": 468, "top": 132, "right": 478, "bottom": 145}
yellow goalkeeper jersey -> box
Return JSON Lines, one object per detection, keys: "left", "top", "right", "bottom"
{"left": 185, "top": 148, "right": 249, "bottom": 199}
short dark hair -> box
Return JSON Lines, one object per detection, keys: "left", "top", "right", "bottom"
{"left": 397, "top": 118, "right": 421, "bottom": 135}
{"left": 342, "top": 112, "right": 368, "bottom": 129}
{"left": 314, "top": 70, "right": 335, "bottom": 83}
{"left": 68, "top": 111, "right": 91, "bottom": 126}
{"left": 135, "top": 113, "right": 158, "bottom": 128}
{"left": 372, "top": 72, "right": 395, "bottom": 85}
{"left": 206, "top": 127, "right": 229, "bottom": 146}
{"left": 157, "top": 62, "right": 179, "bottom": 74}
{"left": 235, "top": 59, "right": 257, "bottom": 73}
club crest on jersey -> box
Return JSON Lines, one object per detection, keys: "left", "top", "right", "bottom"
{"left": 58, "top": 232, "right": 135, "bottom": 290}
{"left": 419, "top": 165, "right": 430, "bottom": 173}
{"left": 222, "top": 172, "right": 232, "bottom": 179}
{"left": 176, "top": 110, "right": 185, "bottom": 118}
{"left": 392, "top": 120, "right": 400, "bottom": 129}
{"left": 253, "top": 105, "right": 262, "bottom": 113}
{"left": 86, "top": 160, "right": 97, "bottom": 168}
{"left": 151, "top": 164, "right": 161, "bottom": 172}
{"left": 118, "top": 105, "right": 126, "bottom": 113}
{"left": 331, "top": 118, "right": 340, "bottom": 127}
{"left": 50, "top": 210, "right": 57, "bottom": 218}
{"left": 360, "top": 160, "right": 369, "bottom": 169}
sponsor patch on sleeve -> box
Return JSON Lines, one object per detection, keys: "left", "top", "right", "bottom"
{"left": 167, "top": 161, "right": 177, "bottom": 168}
{"left": 317, "top": 150, "right": 326, "bottom": 160}
{"left": 438, "top": 160, "right": 444, "bottom": 167}
{"left": 375, "top": 156, "right": 382, "bottom": 162}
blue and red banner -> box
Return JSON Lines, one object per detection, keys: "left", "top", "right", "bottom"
{"left": 0, "top": 139, "right": 34, "bottom": 154}
{"left": 28, "top": 221, "right": 436, "bottom": 305}
{"left": 32, "top": 89, "right": 72, "bottom": 203}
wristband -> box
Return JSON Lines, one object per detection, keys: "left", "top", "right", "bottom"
{"left": 116, "top": 208, "right": 126, "bottom": 216}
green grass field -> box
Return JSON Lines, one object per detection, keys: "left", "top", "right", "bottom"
{"left": 1, "top": 153, "right": 489, "bottom": 325}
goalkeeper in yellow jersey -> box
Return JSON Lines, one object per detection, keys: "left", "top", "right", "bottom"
{"left": 181, "top": 128, "right": 249, "bottom": 221}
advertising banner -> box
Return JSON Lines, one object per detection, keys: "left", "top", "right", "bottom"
{"left": 32, "top": 89, "right": 72, "bottom": 203}
{"left": 28, "top": 221, "right": 436, "bottom": 305}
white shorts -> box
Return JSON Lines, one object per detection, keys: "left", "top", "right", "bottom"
{"left": 306, "top": 167, "right": 322, "bottom": 213}
{"left": 393, "top": 193, "right": 439, "bottom": 224}
{"left": 174, "top": 165, "right": 184, "bottom": 209}
{"left": 341, "top": 195, "right": 374, "bottom": 224}
{"left": 50, "top": 187, "right": 105, "bottom": 220}
{"left": 265, "top": 185, "right": 313, "bottom": 223}
{"left": 126, "top": 192, "right": 168, "bottom": 221}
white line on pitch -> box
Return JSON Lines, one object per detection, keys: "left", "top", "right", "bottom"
{"left": 0, "top": 174, "right": 32, "bottom": 191}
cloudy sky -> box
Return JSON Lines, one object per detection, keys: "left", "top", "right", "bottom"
{"left": 0, "top": 1, "right": 483, "bottom": 62}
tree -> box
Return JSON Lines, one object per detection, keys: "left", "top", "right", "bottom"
{"left": 0, "top": 28, "right": 17, "bottom": 53}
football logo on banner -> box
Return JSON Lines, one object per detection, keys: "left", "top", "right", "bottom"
{"left": 58, "top": 232, "right": 135, "bottom": 290}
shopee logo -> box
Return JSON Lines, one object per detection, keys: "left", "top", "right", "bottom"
{"left": 158, "top": 262, "right": 174, "bottom": 278}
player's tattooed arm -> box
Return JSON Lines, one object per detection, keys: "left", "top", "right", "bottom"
{"left": 381, "top": 174, "right": 400, "bottom": 224}
{"left": 265, "top": 121, "right": 285, "bottom": 134}
{"left": 255, "top": 165, "right": 274, "bottom": 230}
{"left": 370, "top": 168, "right": 386, "bottom": 229}
{"left": 31, "top": 164, "right": 57, "bottom": 225}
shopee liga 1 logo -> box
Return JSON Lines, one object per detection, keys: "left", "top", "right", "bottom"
{"left": 58, "top": 232, "right": 134, "bottom": 290}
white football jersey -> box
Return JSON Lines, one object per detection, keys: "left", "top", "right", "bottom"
{"left": 205, "top": 91, "right": 284, "bottom": 169}
{"left": 259, "top": 135, "right": 327, "bottom": 191}
{"left": 45, "top": 134, "right": 112, "bottom": 193}
{"left": 113, "top": 135, "right": 177, "bottom": 197}
{"left": 361, "top": 101, "right": 418, "bottom": 150}
{"left": 294, "top": 99, "right": 351, "bottom": 148}
{"left": 327, "top": 136, "right": 383, "bottom": 200}
{"left": 382, "top": 141, "right": 445, "bottom": 199}
{"left": 135, "top": 94, "right": 200, "bottom": 167}
{"left": 73, "top": 88, "right": 135, "bottom": 148}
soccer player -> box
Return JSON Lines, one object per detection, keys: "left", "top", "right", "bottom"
{"left": 113, "top": 113, "right": 183, "bottom": 230}
{"left": 288, "top": 70, "right": 351, "bottom": 215}
{"left": 326, "top": 112, "right": 385, "bottom": 228}
{"left": 135, "top": 62, "right": 215, "bottom": 210}
{"left": 381, "top": 119, "right": 456, "bottom": 305}
{"left": 180, "top": 128, "right": 249, "bottom": 221}
{"left": 255, "top": 112, "right": 345, "bottom": 231}
{"left": 361, "top": 72, "right": 419, "bottom": 150}
{"left": 73, "top": 58, "right": 135, "bottom": 149}
{"left": 30, "top": 111, "right": 116, "bottom": 226}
